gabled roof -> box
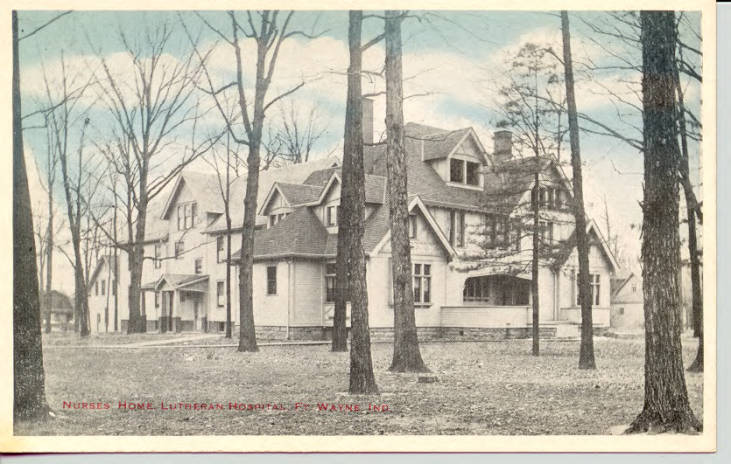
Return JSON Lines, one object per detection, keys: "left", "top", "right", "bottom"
{"left": 161, "top": 171, "right": 224, "bottom": 220}
{"left": 299, "top": 170, "right": 386, "bottom": 207}
{"left": 232, "top": 207, "right": 331, "bottom": 261}
{"left": 205, "top": 156, "right": 340, "bottom": 234}
{"left": 258, "top": 182, "right": 323, "bottom": 215}
{"left": 405, "top": 123, "right": 488, "bottom": 163}
{"left": 142, "top": 274, "right": 209, "bottom": 291}
{"left": 551, "top": 219, "right": 620, "bottom": 273}
{"left": 370, "top": 195, "right": 455, "bottom": 258}
{"left": 88, "top": 255, "right": 118, "bottom": 288}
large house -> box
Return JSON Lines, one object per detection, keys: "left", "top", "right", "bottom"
{"left": 88, "top": 110, "right": 619, "bottom": 340}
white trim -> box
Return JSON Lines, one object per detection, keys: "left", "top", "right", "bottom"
{"left": 301, "top": 172, "right": 342, "bottom": 207}
{"left": 445, "top": 128, "right": 490, "bottom": 165}
{"left": 258, "top": 183, "right": 291, "bottom": 216}
{"left": 586, "top": 219, "right": 621, "bottom": 273}
{"left": 160, "top": 175, "right": 185, "bottom": 220}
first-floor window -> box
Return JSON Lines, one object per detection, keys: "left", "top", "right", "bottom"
{"left": 325, "top": 262, "right": 337, "bottom": 302}
{"left": 155, "top": 292, "right": 160, "bottom": 308}
{"left": 464, "top": 276, "right": 491, "bottom": 302}
{"left": 576, "top": 273, "right": 601, "bottom": 306}
{"left": 217, "top": 281, "right": 225, "bottom": 307}
{"left": 413, "top": 263, "right": 431, "bottom": 304}
{"left": 267, "top": 266, "right": 277, "bottom": 295}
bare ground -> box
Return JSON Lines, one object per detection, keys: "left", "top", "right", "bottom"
{"left": 16, "top": 335, "right": 703, "bottom": 435}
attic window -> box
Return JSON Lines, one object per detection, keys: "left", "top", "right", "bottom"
{"left": 466, "top": 162, "right": 480, "bottom": 186}
{"left": 178, "top": 201, "right": 197, "bottom": 231}
{"left": 450, "top": 159, "right": 464, "bottom": 183}
{"left": 326, "top": 206, "right": 338, "bottom": 227}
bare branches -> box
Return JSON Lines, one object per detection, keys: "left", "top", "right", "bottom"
{"left": 19, "top": 10, "right": 73, "bottom": 42}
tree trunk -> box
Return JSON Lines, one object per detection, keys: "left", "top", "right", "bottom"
{"left": 531, "top": 179, "right": 540, "bottom": 357}
{"left": 346, "top": 11, "right": 378, "bottom": 393}
{"left": 672, "top": 50, "right": 703, "bottom": 371}
{"left": 384, "top": 10, "right": 429, "bottom": 373}
{"left": 226, "top": 218, "right": 232, "bottom": 339}
{"left": 561, "top": 11, "right": 595, "bottom": 369}
{"left": 13, "top": 10, "right": 50, "bottom": 421}
{"left": 45, "top": 187, "right": 53, "bottom": 334}
{"left": 238, "top": 141, "right": 260, "bottom": 352}
{"left": 626, "top": 11, "right": 700, "bottom": 433}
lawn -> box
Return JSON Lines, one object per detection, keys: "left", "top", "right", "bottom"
{"left": 15, "top": 336, "right": 703, "bottom": 435}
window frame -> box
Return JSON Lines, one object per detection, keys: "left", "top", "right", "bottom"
{"left": 155, "top": 291, "right": 160, "bottom": 308}
{"left": 325, "top": 262, "right": 337, "bottom": 303}
{"left": 465, "top": 161, "right": 480, "bottom": 186}
{"left": 175, "top": 241, "right": 184, "bottom": 259}
{"left": 449, "top": 158, "right": 465, "bottom": 183}
{"left": 413, "top": 263, "right": 432, "bottom": 305}
{"left": 216, "top": 236, "right": 225, "bottom": 263}
{"left": 194, "top": 258, "right": 203, "bottom": 275}
{"left": 409, "top": 214, "right": 417, "bottom": 239}
{"left": 154, "top": 243, "right": 162, "bottom": 269}
{"left": 326, "top": 205, "right": 337, "bottom": 227}
{"left": 217, "top": 281, "right": 225, "bottom": 307}
{"left": 266, "top": 265, "right": 277, "bottom": 295}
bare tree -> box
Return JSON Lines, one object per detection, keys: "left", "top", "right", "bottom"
{"left": 494, "top": 42, "right": 567, "bottom": 356}
{"left": 264, "top": 101, "right": 329, "bottom": 165}
{"left": 385, "top": 10, "right": 429, "bottom": 373}
{"left": 626, "top": 11, "right": 700, "bottom": 434}
{"left": 561, "top": 11, "right": 595, "bottom": 369}
{"left": 93, "top": 21, "right": 216, "bottom": 333}
{"left": 187, "top": 10, "right": 321, "bottom": 352}
{"left": 205, "top": 133, "right": 244, "bottom": 339}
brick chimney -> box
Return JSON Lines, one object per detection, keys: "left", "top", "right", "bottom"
{"left": 362, "top": 97, "right": 374, "bottom": 145}
{"left": 493, "top": 130, "right": 513, "bottom": 164}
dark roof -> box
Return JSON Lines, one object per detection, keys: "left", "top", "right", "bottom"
{"left": 41, "top": 290, "right": 73, "bottom": 313}
{"left": 301, "top": 169, "right": 386, "bottom": 205}
{"left": 483, "top": 156, "right": 557, "bottom": 214}
{"left": 404, "top": 122, "right": 472, "bottom": 161}
{"left": 363, "top": 140, "right": 485, "bottom": 212}
{"left": 303, "top": 167, "right": 340, "bottom": 187}
{"left": 276, "top": 182, "right": 323, "bottom": 206}
{"left": 233, "top": 207, "right": 331, "bottom": 261}
{"left": 142, "top": 274, "right": 208, "bottom": 290}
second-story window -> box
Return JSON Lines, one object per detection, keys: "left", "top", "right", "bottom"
{"left": 449, "top": 210, "right": 465, "bottom": 247}
{"left": 217, "top": 236, "right": 225, "bottom": 263}
{"left": 539, "top": 221, "right": 554, "bottom": 245}
{"left": 409, "top": 215, "right": 417, "bottom": 239}
{"left": 194, "top": 258, "right": 202, "bottom": 274}
{"left": 101, "top": 279, "right": 106, "bottom": 296}
{"left": 466, "top": 161, "right": 480, "bottom": 186}
{"left": 175, "top": 241, "right": 184, "bottom": 259}
{"left": 326, "top": 205, "right": 337, "bottom": 227}
{"left": 154, "top": 243, "right": 162, "bottom": 269}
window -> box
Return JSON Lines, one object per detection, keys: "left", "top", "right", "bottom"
{"left": 175, "top": 241, "right": 184, "bottom": 259}
{"left": 413, "top": 263, "right": 431, "bottom": 304}
{"left": 218, "top": 321, "right": 225, "bottom": 332}
{"left": 539, "top": 221, "right": 554, "bottom": 244}
{"left": 101, "top": 279, "right": 106, "bottom": 296}
{"left": 155, "top": 292, "right": 160, "bottom": 308}
{"left": 267, "top": 266, "right": 277, "bottom": 295}
{"left": 619, "top": 307, "right": 625, "bottom": 315}
{"left": 112, "top": 279, "right": 116, "bottom": 296}
{"left": 154, "top": 243, "right": 162, "bottom": 269}
{"left": 325, "top": 262, "right": 337, "bottom": 302}
{"left": 576, "top": 273, "right": 601, "bottom": 306}
{"left": 450, "top": 210, "right": 465, "bottom": 247}
{"left": 464, "top": 276, "right": 491, "bottom": 303}
{"left": 177, "top": 202, "right": 197, "bottom": 230}
{"left": 466, "top": 161, "right": 480, "bottom": 186}
{"left": 95, "top": 280, "right": 98, "bottom": 296}
{"left": 409, "top": 215, "right": 417, "bottom": 239}
{"left": 326, "top": 206, "right": 337, "bottom": 226}
{"left": 217, "top": 281, "right": 225, "bottom": 307}
{"left": 450, "top": 159, "right": 464, "bottom": 183}
{"left": 217, "top": 236, "right": 225, "bottom": 263}
{"left": 485, "top": 214, "right": 511, "bottom": 249}
{"left": 194, "top": 258, "right": 203, "bottom": 274}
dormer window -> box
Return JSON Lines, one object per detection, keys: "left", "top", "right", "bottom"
{"left": 269, "top": 213, "right": 288, "bottom": 228}
{"left": 326, "top": 206, "right": 338, "bottom": 227}
{"left": 450, "top": 158, "right": 481, "bottom": 187}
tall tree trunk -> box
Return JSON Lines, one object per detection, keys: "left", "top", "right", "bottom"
{"left": 345, "top": 11, "right": 378, "bottom": 393}
{"left": 13, "top": 10, "right": 49, "bottom": 420}
{"left": 531, "top": 179, "right": 540, "bottom": 357}
{"left": 384, "top": 10, "right": 428, "bottom": 373}
{"left": 561, "top": 11, "right": 595, "bottom": 369}
{"left": 113, "top": 201, "right": 118, "bottom": 332}
{"left": 226, "top": 217, "right": 232, "bottom": 338}
{"left": 672, "top": 50, "right": 703, "bottom": 372}
{"left": 238, "top": 140, "right": 260, "bottom": 352}
{"left": 45, "top": 185, "right": 53, "bottom": 334}
{"left": 626, "top": 11, "right": 700, "bottom": 433}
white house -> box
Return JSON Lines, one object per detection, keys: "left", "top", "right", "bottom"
{"left": 88, "top": 114, "right": 620, "bottom": 340}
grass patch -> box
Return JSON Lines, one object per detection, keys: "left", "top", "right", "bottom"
{"left": 17, "top": 336, "right": 703, "bottom": 435}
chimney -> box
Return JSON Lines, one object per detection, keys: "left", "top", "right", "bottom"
{"left": 493, "top": 130, "right": 513, "bottom": 164}
{"left": 362, "top": 97, "right": 374, "bottom": 145}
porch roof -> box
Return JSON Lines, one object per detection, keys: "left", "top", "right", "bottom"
{"left": 142, "top": 274, "right": 209, "bottom": 292}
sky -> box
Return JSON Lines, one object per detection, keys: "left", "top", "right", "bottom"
{"left": 17, "top": 10, "right": 703, "bottom": 294}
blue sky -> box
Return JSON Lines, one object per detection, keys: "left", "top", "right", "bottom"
{"left": 17, "top": 10, "right": 703, "bottom": 291}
